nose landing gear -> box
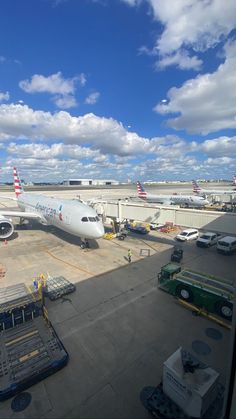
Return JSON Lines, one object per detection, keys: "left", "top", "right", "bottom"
{"left": 80, "top": 239, "right": 90, "bottom": 249}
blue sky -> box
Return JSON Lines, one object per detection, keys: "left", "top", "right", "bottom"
{"left": 0, "top": 0, "right": 236, "bottom": 182}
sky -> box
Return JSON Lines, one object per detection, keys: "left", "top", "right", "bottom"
{"left": 0, "top": 0, "right": 236, "bottom": 183}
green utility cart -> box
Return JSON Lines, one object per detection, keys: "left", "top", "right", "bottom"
{"left": 158, "top": 263, "right": 234, "bottom": 321}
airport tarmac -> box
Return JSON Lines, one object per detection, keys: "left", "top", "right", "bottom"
{"left": 0, "top": 212, "right": 234, "bottom": 418}
{"left": 0, "top": 181, "right": 235, "bottom": 204}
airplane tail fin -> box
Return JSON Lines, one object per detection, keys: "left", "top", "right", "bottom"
{"left": 192, "top": 180, "right": 202, "bottom": 194}
{"left": 137, "top": 181, "right": 147, "bottom": 199}
{"left": 13, "top": 167, "right": 24, "bottom": 197}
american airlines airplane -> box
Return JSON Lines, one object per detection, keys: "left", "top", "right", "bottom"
{"left": 0, "top": 167, "right": 104, "bottom": 247}
{"left": 137, "top": 181, "right": 209, "bottom": 207}
{"left": 192, "top": 180, "right": 236, "bottom": 196}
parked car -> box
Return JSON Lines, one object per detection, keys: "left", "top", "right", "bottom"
{"left": 149, "top": 223, "right": 159, "bottom": 230}
{"left": 217, "top": 236, "right": 236, "bottom": 255}
{"left": 125, "top": 223, "right": 149, "bottom": 234}
{"left": 175, "top": 228, "right": 199, "bottom": 242}
{"left": 196, "top": 232, "right": 218, "bottom": 247}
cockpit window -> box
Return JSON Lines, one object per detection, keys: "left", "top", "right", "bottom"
{"left": 82, "top": 216, "right": 100, "bottom": 222}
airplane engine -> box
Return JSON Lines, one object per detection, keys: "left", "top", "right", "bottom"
{"left": 0, "top": 215, "right": 14, "bottom": 239}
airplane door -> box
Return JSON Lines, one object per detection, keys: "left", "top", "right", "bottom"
{"left": 64, "top": 212, "right": 71, "bottom": 225}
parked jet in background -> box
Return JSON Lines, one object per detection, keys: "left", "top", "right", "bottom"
{"left": 137, "top": 181, "right": 209, "bottom": 207}
{"left": 192, "top": 180, "right": 236, "bottom": 196}
{"left": 0, "top": 167, "right": 104, "bottom": 247}
{"left": 233, "top": 175, "right": 236, "bottom": 187}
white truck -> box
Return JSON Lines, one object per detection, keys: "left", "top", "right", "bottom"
{"left": 196, "top": 232, "right": 219, "bottom": 248}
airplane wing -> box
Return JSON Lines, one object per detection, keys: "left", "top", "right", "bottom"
{"left": 0, "top": 195, "right": 17, "bottom": 201}
{"left": 0, "top": 210, "right": 45, "bottom": 221}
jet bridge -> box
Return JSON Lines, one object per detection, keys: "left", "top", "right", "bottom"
{"left": 92, "top": 200, "right": 236, "bottom": 236}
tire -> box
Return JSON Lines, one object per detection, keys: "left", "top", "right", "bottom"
{"left": 176, "top": 285, "right": 194, "bottom": 303}
{"left": 215, "top": 301, "right": 233, "bottom": 320}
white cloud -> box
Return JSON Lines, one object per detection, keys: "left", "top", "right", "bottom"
{"left": 148, "top": 0, "right": 236, "bottom": 55}
{"left": 4, "top": 152, "right": 132, "bottom": 182}
{"left": 19, "top": 72, "right": 77, "bottom": 95}
{"left": 5, "top": 156, "right": 83, "bottom": 180}
{"left": 78, "top": 73, "right": 87, "bottom": 86}
{"left": 19, "top": 72, "right": 83, "bottom": 109}
{"left": 124, "top": 0, "right": 236, "bottom": 70}
{"left": 7, "top": 142, "right": 103, "bottom": 160}
{"left": 0, "top": 103, "right": 154, "bottom": 156}
{"left": 53, "top": 94, "right": 77, "bottom": 109}
{"left": 157, "top": 50, "right": 202, "bottom": 71}
{"left": 2, "top": 101, "right": 236, "bottom": 181}
{"left": 198, "top": 136, "right": 236, "bottom": 157}
{"left": 85, "top": 92, "right": 100, "bottom": 105}
{"left": 0, "top": 92, "right": 9, "bottom": 102}
{"left": 121, "top": 0, "right": 139, "bottom": 5}
{"left": 154, "top": 40, "right": 236, "bottom": 134}
{"left": 205, "top": 156, "right": 235, "bottom": 166}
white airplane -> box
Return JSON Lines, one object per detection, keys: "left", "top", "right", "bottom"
{"left": 0, "top": 167, "right": 104, "bottom": 248}
{"left": 137, "top": 181, "right": 209, "bottom": 207}
{"left": 192, "top": 180, "right": 236, "bottom": 196}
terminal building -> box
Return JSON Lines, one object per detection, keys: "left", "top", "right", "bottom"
{"left": 63, "top": 178, "right": 119, "bottom": 186}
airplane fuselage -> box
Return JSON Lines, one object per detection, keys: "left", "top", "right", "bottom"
{"left": 139, "top": 193, "right": 208, "bottom": 207}
{"left": 17, "top": 193, "right": 104, "bottom": 239}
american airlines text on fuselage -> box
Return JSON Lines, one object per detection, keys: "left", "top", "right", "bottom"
{"left": 35, "top": 202, "right": 58, "bottom": 218}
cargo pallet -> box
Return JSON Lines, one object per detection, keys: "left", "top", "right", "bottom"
{"left": 44, "top": 276, "right": 76, "bottom": 301}
{"left": 0, "top": 283, "right": 42, "bottom": 331}
{"left": 0, "top": 283, "right": 68, "bottom": 401}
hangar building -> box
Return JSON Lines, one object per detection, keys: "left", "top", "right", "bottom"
{"left": 63, "top": 179, "right": 119, "bottom": 186}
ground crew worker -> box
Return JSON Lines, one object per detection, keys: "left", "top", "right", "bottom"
{"left": 39, "top": 273, "right": 46, "bottom": 287}
{"left": 33, "top": 278, "right": 38, "bottom": 290}
{"left": 128, "top": 249, "right": 132, "bottom": 263}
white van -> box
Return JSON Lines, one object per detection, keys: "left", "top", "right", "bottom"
{"left": 175, "top": 228, "right": 199, "bottom": 242}
{"left": 217, "top": 236, "right": 236, "bottom": 255}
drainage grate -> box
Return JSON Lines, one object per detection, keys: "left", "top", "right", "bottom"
{"left": 192, "top": 340, "right": 211, "bottom": 356}
{"left": 206, "top": 328, "right": 223, "bottom": 341}
{"left": 11, "top": 392, "right": 32, "bottom": 412}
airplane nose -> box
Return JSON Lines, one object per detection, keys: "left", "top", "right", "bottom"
{"left": 87, "top": 222, "right": 104, "bottom": 239}
{"left": 96, "top": 222, "right": 105, "bottom": 238}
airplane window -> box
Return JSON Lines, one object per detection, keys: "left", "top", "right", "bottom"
{"left": 88, "top": 217, "right": 96, "bottom": 222}
{"left": 81, "top": 217, "right": 88, "bottom": 222}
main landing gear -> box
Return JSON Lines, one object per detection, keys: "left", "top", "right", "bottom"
{"left": 80, "top": 239, "right": 90, "bottom": 249}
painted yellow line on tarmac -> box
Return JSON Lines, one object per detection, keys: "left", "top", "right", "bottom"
{"left": 43, "top": 247, "right": 94, "bottom": 276}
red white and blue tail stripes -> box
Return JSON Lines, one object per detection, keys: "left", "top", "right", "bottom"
{"left": 13, "top": 167, "right": 24, "bottom": 197}
{"left": 192, "top": 180, "right": 202, "bottom": 194}
{"left": 137, "top": 181, "right": 147, "bottom": 199}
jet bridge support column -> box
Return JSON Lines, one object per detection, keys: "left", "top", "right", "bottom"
{"left": 117, "top": 199, "right": 122, "bottom": 224}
